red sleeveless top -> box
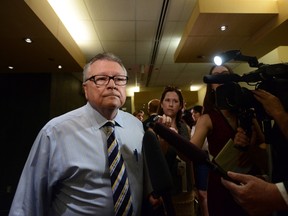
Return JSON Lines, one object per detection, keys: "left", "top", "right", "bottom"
{"left": 207, "top": 109, "right": 248, "bottom": 216}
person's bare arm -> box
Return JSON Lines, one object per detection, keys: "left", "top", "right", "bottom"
{"left": 190, "top": 114, "right": 212, "bottom": 149}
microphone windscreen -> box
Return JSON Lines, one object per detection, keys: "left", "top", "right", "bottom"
{"left": 153, "top": 122, "right": 208, "bottom": 164}
{"left": 153, "top": 123, "right": 237, "bottom": 182}
{"left": 143, "top": 130, "right": 173, "bottom": 195}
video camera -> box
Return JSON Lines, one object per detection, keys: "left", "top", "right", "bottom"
{"left": 203, "top": 61, "right": 288, "bottom": 122}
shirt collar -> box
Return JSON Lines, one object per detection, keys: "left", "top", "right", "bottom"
{"left": 85, "top": 102, "right": 124, "bottom": 129}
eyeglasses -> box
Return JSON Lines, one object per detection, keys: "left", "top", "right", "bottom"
{"left": 85, "top": 75, "right": 128, "bottom": 86}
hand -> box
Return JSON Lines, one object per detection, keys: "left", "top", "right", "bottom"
{"left": 252, "top": 89, "right": 285, "bottom": 118}
{"left": 157, "top": 114, "right": 172, "bottom": 128}
{"left": 221, "top": 171, "right": 288, "bottom": 215}
{"left": 148, "top": 194, "right": 163, "bottom": 209}
{"left": 253, "top": 89, "right": 288, "bottom": 140}
{"left": 234, "top": 127, "right": 251, "bottom": 167}
{"left": 234, "top": 127, "right": 250, "bottom": 148}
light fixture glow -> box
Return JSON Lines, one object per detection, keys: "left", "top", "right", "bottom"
{"left": 220, "top": 25, "right": 227, "bottom": 31}
{"left": 213, "top": 50, "right": 259, "bottom": 67}
{"left": 48, "top": 0, "right": 96, "bottom": 45}
{"left": 58, "top": 65, "right": 62, "bottom": 69}
{"left": 190, "top": 85, "right": 202, "bottom": 91}
{"left": 126, "top": 86, "right": 140, "bottom": 96}
{"left": 8, "top": 66, "right": 14, "bottom": 70}
{"left": 213, "top": 56, "right": 223, "bottom": 66}
{"left": 24, "top": 38, "right": 32, "bottom": 43}
{"left": 132, "top": 86, "right": 140, "bottom": 92}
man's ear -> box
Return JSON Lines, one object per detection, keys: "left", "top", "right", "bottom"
{"left": 82, "top": 83, "right": 88, "bottom": 99}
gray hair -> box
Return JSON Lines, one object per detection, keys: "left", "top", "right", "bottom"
{"left": 82, "top": 52, "right": 127, "bottom": 82}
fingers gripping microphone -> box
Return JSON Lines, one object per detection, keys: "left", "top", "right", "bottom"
{"left": 152, "top": 123, "right": 234, "bottom": 181}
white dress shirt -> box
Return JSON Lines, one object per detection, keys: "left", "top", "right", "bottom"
{"left": 9, "top": 103, "right": 144, "bottom": 216}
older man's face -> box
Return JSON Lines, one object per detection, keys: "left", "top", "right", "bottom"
{"left": 83, "top": 60, "right": 127, "bottom": 115}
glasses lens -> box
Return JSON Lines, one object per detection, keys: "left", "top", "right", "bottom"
{"left": 88, "top": 75, "right": 128, "bottom": 86}
{"left": 114, "top": 76, "right": 128, "bottom": 86}
{"left": 92, "top": 76, "right": 106, "bottom": 85}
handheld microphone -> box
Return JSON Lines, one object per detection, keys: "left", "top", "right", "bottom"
{"left": 142, "top": 130, "right": 173, "bottom": 195}
{"left": 152, "top": 122, "right": 234, "bottom": 182}
{"left": 142, "top": 130, "right": 176, "bottom": 216}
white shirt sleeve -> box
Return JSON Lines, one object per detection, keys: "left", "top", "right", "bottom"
{"left": 276, "top": 182, "right": 288, "bottom": 206}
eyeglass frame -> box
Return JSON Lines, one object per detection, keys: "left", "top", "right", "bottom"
{"left": 85, "top": 75, "right": 129, "bottom": 86}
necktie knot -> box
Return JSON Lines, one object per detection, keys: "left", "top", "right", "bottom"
{"left": 103, "top": 121, "right": 115, "bottom": 136}
{"left": 104, "top": 120, "right": 115, "bottom": 128}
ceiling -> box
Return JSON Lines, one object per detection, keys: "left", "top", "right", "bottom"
{"left": 1, "top": 0, "right": 288, "bottom": 91}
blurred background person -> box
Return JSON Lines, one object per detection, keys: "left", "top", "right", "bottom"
{"left": 133, "top": 109, "right": 145, "bottom": 122}
{"left": 182, "top": 107, "right": 194, "bottom": 129}
{"left": 143, "top": 99, "right": 160, "bottom": 131}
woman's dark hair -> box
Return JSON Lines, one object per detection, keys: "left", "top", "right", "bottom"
{"left": 203, "top": 65, "right": 234, "bottom": 114}
{"left": 192, "top": 105, "right": 203, "bottom": 114}
{"left": 158, "top": 86, "right": 184, "bottom": 123}
{"left": 133, "top": 109, "right": 144, "bottom": 116}
{"left": 182, "top": 108, "right": 194, "bottom": 129}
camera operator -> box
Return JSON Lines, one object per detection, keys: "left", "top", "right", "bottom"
{"left": 190, "top": 65, "right": 268, "bottom": 216}
{"left": 222, "top": 89, "right": 288, "bottom": 216}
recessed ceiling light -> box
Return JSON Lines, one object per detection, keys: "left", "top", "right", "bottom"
{"left": 8, "top": 66, "right": 14, "bottom": 70}
{"left": 220, "top": 25, "right": 227, "bottom": 31}
{"left": 24, "top": 38, "right": 33, "bottom": 43}
{"left": 58, "top": 65, "right": 62, "bottom": 69}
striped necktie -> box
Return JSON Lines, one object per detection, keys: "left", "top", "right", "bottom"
{"left": 104, "top": 121, "right": 133, "bottom": 216}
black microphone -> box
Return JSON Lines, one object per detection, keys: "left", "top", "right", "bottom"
{"left": 142, "top": 130, "right": 175, "bottom": 216}
{"left": 152, "top": 122, "right": 234, "bottom": 181}
{"left": 143, "top": 130, "right": 173, "bottom": 195}
{"left": 203, "top": 74, "right": 241, "bottom": 84}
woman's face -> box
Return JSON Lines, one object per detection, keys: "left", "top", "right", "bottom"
{"left": 211, "top": 65, "right": 230, "bottom": 90}
{"left": 161, "top": 91, "right": 181, "bottom": 118}
{"left": 136, "top": 112, "right": 144, "bottom": 121}
{"left": 191, "top": 109, "right": 201, "bottom": 122}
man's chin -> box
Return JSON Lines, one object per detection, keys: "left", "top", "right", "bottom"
{"left": 104, "top": 100, "right": 123, "bottom": 109}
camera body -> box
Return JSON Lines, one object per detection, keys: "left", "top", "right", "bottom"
{"left": 215, "top": 81, "right": 267, "bottom": 122}
{"left": 204, "top": 63, "right": 288, "bottom": 122}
